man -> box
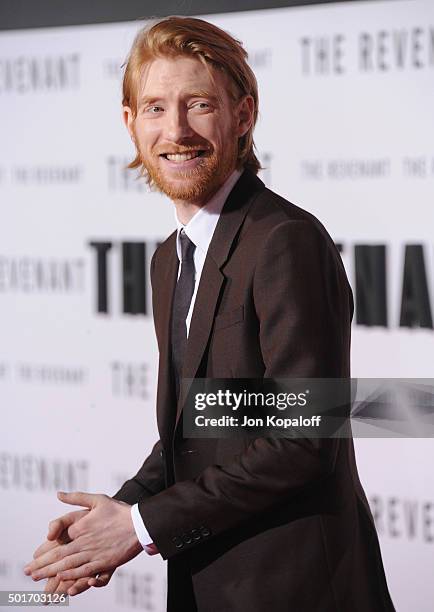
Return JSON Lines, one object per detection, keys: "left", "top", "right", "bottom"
{"left": 24, "top": 16, "right": 395, "bottom": 612}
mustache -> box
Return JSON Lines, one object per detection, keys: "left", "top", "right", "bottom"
{"left": 154, "top": 144, "right": 211, "bottom": 155}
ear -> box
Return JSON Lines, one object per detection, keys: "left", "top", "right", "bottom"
{"left": 122, "top": 106, "right": 136, "bottom": 143}
{"left": 236, "top": 95, "right": 255, "bottom": 138}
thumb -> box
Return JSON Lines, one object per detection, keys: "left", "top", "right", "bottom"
{"left": 46, "top": 509, "right": 88, "bottom": 542}
{"left": 57, "top": 491, "right": 98, "bottom": 509}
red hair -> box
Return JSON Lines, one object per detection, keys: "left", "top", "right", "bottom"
{"left": 122, "top": 16, "right": 261, "bottom": 175}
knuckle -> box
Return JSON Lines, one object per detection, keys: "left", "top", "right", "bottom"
{"left": 63, "top": 558, "right": 74, "bottom": 571}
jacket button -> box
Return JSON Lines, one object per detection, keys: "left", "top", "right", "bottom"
{"left": 191, "top": 529, "right": 201, "bottom": 541}
{"left": 182, "top": 533, "right": 192, "bottom": 544}
{"left": 172, "top": 536, "right": 183, "bottom": 548}
{"left": 199, "top": 526, "right": 211, "bottom": 537}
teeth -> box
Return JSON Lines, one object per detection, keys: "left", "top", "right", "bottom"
{"left": 165, "top": 152, "right": 201, "bottom": 162}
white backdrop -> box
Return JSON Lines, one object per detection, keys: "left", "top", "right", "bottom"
{"left": 1, "top": 1, "right": 433, "bottom": 610}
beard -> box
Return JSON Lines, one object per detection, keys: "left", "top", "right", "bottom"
{"left": 138, "top": 137, "right": 239, "bottom": 203}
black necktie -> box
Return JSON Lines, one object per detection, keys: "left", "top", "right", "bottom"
{"left": 171, "top": 230, "right": 196, "bottom": 399}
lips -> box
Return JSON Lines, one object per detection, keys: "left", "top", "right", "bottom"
{"left": 165, "top": 151, "right": 202, "bottom": 162}
{"left": 159, "top": 150, "right": 207, "bottom": 163}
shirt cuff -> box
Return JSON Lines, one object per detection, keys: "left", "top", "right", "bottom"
{"left": 130, "top": 503, "right": 153, "bottom": 548}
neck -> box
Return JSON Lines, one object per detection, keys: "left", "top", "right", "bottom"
{"left": 173, "top": 199, "right": 203, "bottom": 225}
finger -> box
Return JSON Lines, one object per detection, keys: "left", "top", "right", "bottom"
{"left": 25, "top": 540, "right": 79, "bottom": 575}
{"left": 87, "top": 571, "right": 113, "bottom": 588}
{"left": 34, "top": 529, "right": 77, "bottom": 559}
{"left": 31, "top": 551, "right": 90, "bottom": 581}
{"left": 44, "top": 576, "right": 60, "bottom": 593}
{"left": 67, "top": 577, "right": 94, "bottom": 597}
{"left": 58, "top": 560, "right": 105, "bottom": 582}
{"left": 34, "top": 536, "right": 69, "bottom": 564}
{"left": 47, "top": 510, "right": 88, "bottom": 541}
{"left": 53, "top": 579, "right": 75, "bottom": 596}
{"left": 33, "top": 540, "right": 59, "bottom": 560}
{"left": 42, "top": 576, "right": 61, "bottom": 606}
{"left": 144, "top": 543, "right": 159, "bottom": 556}
{"left": 57, "top": 491, "right": 98, "bottom": 509}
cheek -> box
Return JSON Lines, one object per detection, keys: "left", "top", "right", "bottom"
{"left": 189, "top": 115, "right": 226, "bottom": 144}
{"left": 134, "top": 121, "right": 160, "bottom": 149}
{"left": 212, "top": 116, "right": 237, "bottom": 149}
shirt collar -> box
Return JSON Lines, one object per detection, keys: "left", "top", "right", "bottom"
{"left": 174, "top": 168, "right": 243, "bottom": 262}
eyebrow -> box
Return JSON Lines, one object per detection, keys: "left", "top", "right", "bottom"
{"left": 138, "top": 96, "right": 162, "bottom": 107}
{"left": 138, "top": 90, "right": 221, "bottom": 108}
{"left": 188, "top": 90, "right": 220, "bottom": 103}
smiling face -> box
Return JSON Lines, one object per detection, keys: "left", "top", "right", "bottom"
{"left": 123, "top": 56, "right": 253, "bottom": 205}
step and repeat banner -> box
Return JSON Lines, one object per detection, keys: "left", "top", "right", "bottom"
{"left": 1, "top": 0, "right": 433, "bottom": 609}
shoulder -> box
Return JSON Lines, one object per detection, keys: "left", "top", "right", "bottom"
{"left": 248, "top": 187, "right": 353, "bottom": 317}
{"left": 243, "top": 184, "right": 340, "bottom": 261}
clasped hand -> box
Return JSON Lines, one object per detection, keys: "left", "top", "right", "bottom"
{"left": 23, "top": 491, "right": 149, "bottom": 595}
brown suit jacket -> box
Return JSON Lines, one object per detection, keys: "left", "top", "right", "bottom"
{"left": 114, "top": 170, "right": 395, "bottom": 612}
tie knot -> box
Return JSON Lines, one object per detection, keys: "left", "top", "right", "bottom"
{"left": 180, "top": 230, "right": 195, "bottom": 262}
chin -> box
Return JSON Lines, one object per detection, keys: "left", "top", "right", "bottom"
{"left": 156, "top": 178, "right": 212, "bottom": 202}
{"left": 148, "top": 166, "right": 220, "bottom": 202}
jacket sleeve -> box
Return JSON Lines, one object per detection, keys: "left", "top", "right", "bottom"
{"left": 112, "top": 248, "right": 166, "bottom": 505}
{"left": 136, "top": 219, "right": 353, "bottom": 558}
{"left": 112, "top": 439, "right": 165, "bottom": 504}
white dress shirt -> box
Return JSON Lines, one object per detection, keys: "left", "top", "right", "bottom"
{"left": 131, "top": 169, "right": 243, "bottom": 550}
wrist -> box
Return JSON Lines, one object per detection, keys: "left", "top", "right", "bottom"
{"left": 126, "top": 508, "right": 144, "bottom": 556}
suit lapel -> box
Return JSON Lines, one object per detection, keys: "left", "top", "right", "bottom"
{"left": 152, "top": 231, "right": 178, "bottom": 446}
{"left": 175, "top": 170, "right": 266, "bottom": 426}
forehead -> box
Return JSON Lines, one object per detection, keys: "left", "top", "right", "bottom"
{"left": 138, "top": 55, "right": 229, "bottom": 98}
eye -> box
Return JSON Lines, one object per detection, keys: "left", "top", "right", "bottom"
{"left": 145, "top": 105, "right": 164, "bottom": 114}
{"left": 190, "top": 101, "right": 211, "bottom": 112}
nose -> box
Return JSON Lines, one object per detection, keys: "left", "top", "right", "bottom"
{"left": 163, "top": 105, "right": 195, "bottom": 143}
